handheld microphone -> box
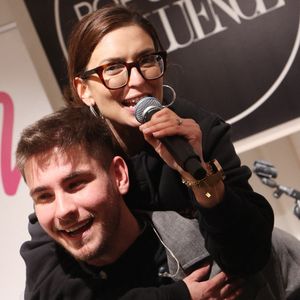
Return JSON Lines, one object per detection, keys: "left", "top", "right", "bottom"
{"left": 135, "top": 96, "right": 206, "bottom": 180}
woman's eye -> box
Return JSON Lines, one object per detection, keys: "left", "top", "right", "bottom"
{"left": 140, "top": 55, "right": 156, "bottom": 66}
{"left": 104, "top": 64, "right": 125, "bottom": 75}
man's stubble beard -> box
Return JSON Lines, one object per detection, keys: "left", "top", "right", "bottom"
{"left": 69, "top": 189, "right": 122, "bottom": 265}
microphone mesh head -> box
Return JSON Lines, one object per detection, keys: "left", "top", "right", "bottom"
{"left": 135, "top": 97, "right": 163, "bottom": 123}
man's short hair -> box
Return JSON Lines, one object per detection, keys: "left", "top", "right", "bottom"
{"left": 16, "top": 106, "right": 121, "bottom": 178}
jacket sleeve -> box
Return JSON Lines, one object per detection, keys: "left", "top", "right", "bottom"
{"left": 186, "top": 102, "right": 274, "bottom": 277}
{"left": 120, "top": 281, "right": 190, "bottom": 300}
{"left": 128, "top": 98, "right": 274, "bottom": 277}
{"left": 20, "top": 214, "right": 190, "bottom": 300}
{"left": 270, "top": 228, "right": 300, "bottom": 300}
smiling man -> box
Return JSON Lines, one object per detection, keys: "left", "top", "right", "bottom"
{"left": 17, "top": 106, "right": 246, "bottom": 300}
{"left": 25, "top": 146, "right": 137, "bottom": 267}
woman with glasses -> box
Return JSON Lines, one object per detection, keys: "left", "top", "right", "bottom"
{"left": 21, "top": 4, "right": 274, "bottom": 299}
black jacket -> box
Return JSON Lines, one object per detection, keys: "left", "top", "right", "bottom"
{"left": 126, "top": 99, "right": 274, "bottom": 275}
{"left": 20, "top": 98, "right": 274, "bottom": 299}
{"left": 22, "top": 213, "right": 190, "bottom": 300}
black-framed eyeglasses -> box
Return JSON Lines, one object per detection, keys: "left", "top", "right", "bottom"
{"left": 80, "top": 51, "right": 167, "bottom": 90}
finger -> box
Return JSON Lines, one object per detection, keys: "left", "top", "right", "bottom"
{"left": 140, "top": 117, "right": 182, "bottom": 134}
{"left": 142, "top": 131, "right": 161, "bottom": 151}
{"left": 142, "top": 121, "right": 200, "bottom": 143}
{"left": 176, "top": 117, "right": 183, "bottom": 126}
{"left": 143, "top": 132, "right": 185, "bottom": 172}
{"left": 199, "top": 272, "right": 232, "bottom": 293}
{"left": 139, "top": 108, "right": 176, "bottom": 128}
{"left": 139, "top": 108, "right": 193, "bottom": 131}
{"left": 186, "top": 264, "right": 211, "bottom": 281}
{"left": 221, "top": 278, "right": 244, "bottom": 299}
{"left": 224, "top": 287, "right": 243, "bottom": 300}
{"left": 204, "top": 271, "right": 228, "bottom": 290}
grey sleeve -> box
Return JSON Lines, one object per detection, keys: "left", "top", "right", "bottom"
{"left": 271, "top": 228, "right": 300, "bottom": 300}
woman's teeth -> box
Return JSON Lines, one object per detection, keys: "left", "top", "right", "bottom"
{"left": 124, "top": 99, "right": 138, "bottom": 107}
{"left": 123, "top": 97, "right": 146, "bottom": 107}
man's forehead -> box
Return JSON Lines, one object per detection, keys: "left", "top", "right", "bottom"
{"left": 24, "top": 147, "right": 93, "bottom": 180}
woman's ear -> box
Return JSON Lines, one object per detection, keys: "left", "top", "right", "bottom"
{"left": 73, "top": 77, "right": 94, "bottom": 106}
{"left": 110, "top": 156, "right": 129, "bottom": 195}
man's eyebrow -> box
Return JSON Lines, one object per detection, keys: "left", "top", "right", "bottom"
{"left": 62, "top": 171, "right": 92, "bottom": 183}
{"left": 30, "top": 171, "right": 89, "bottom": 197}
{"left": 30, "top": 186, "right": 49, "bottom": 197}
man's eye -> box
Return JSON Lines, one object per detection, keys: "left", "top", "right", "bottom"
{"left": 35, "top": 193, "right": 53, "bottom": 204}
{"left": 67, "top": 180, "right": 86, "bottom": 191}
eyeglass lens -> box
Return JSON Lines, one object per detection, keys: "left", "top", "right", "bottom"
{"left": 102, "top": 53, "right": 164, "bottom": 89}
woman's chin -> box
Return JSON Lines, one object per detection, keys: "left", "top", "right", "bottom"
{"left": 126, "top": 105, "right": 136, "bottom": 115}
{"left": 122, "top": 107, "right": 140, "bottom": 127}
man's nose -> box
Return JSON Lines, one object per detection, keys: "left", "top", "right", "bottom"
{"left": 55, "top": 192, "right": 77, "bottom": 222}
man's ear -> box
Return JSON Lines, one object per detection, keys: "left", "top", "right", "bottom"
{"left": 73, "top": 77, "right": 94, "bottom": 106}
{"left": 111, "top": 156, "right": 129, "bottom": 195}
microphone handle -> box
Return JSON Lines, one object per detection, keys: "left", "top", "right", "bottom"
{"left": 142, "top": 105, "right": 206, "bottom": 179}
{"left": 160, "top": 135, "right": 207, "bottom": 180}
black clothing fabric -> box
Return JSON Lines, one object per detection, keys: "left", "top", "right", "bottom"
{"left": 20, "top": 98, "right": 274, "bottom": 299}
{"left": 126, "top": 99, "right": 274, "bottom": 275}
{"left": 22, "top": 213, "right": 189, "bottom": 300}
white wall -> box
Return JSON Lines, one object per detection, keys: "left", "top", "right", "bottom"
{"left": 0, "top": 1, "right": 58, "bottom": 298}
{"left": 0, "top": 25, "right": 52, "bottom": 300}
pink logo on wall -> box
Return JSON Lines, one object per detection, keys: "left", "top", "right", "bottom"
{"left": 0, "top": 92, "right": 21, "bottom": 196}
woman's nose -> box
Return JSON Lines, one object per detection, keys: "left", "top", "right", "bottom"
{"left": 127, "top": 67, "right": 146, "bottom": 87}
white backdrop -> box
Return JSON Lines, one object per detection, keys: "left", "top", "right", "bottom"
{"left": 0, "top": 24, "right": 52, "bottom": 299}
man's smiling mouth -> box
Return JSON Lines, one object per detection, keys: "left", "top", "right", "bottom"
{"left": 60, "top": 218, "right": 94, "bottom": 237}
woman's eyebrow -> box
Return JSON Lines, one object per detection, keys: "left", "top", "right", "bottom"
{"left": 98, "top": 48, "right": 157, "bottom": 64}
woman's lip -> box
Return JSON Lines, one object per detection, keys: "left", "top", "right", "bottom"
{"left": 122, "top": 95, "right": 151, "bottom": 107}
{"left": 127, "top": 106, "right": 136, "bottom": 114}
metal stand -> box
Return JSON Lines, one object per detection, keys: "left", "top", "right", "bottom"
{"left": 253, "top": 160, "right": 300, "bottom": 220}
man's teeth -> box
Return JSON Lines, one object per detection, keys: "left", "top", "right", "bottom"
{"left": 65, "top": 219, "right": 91, "bottom": 233}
